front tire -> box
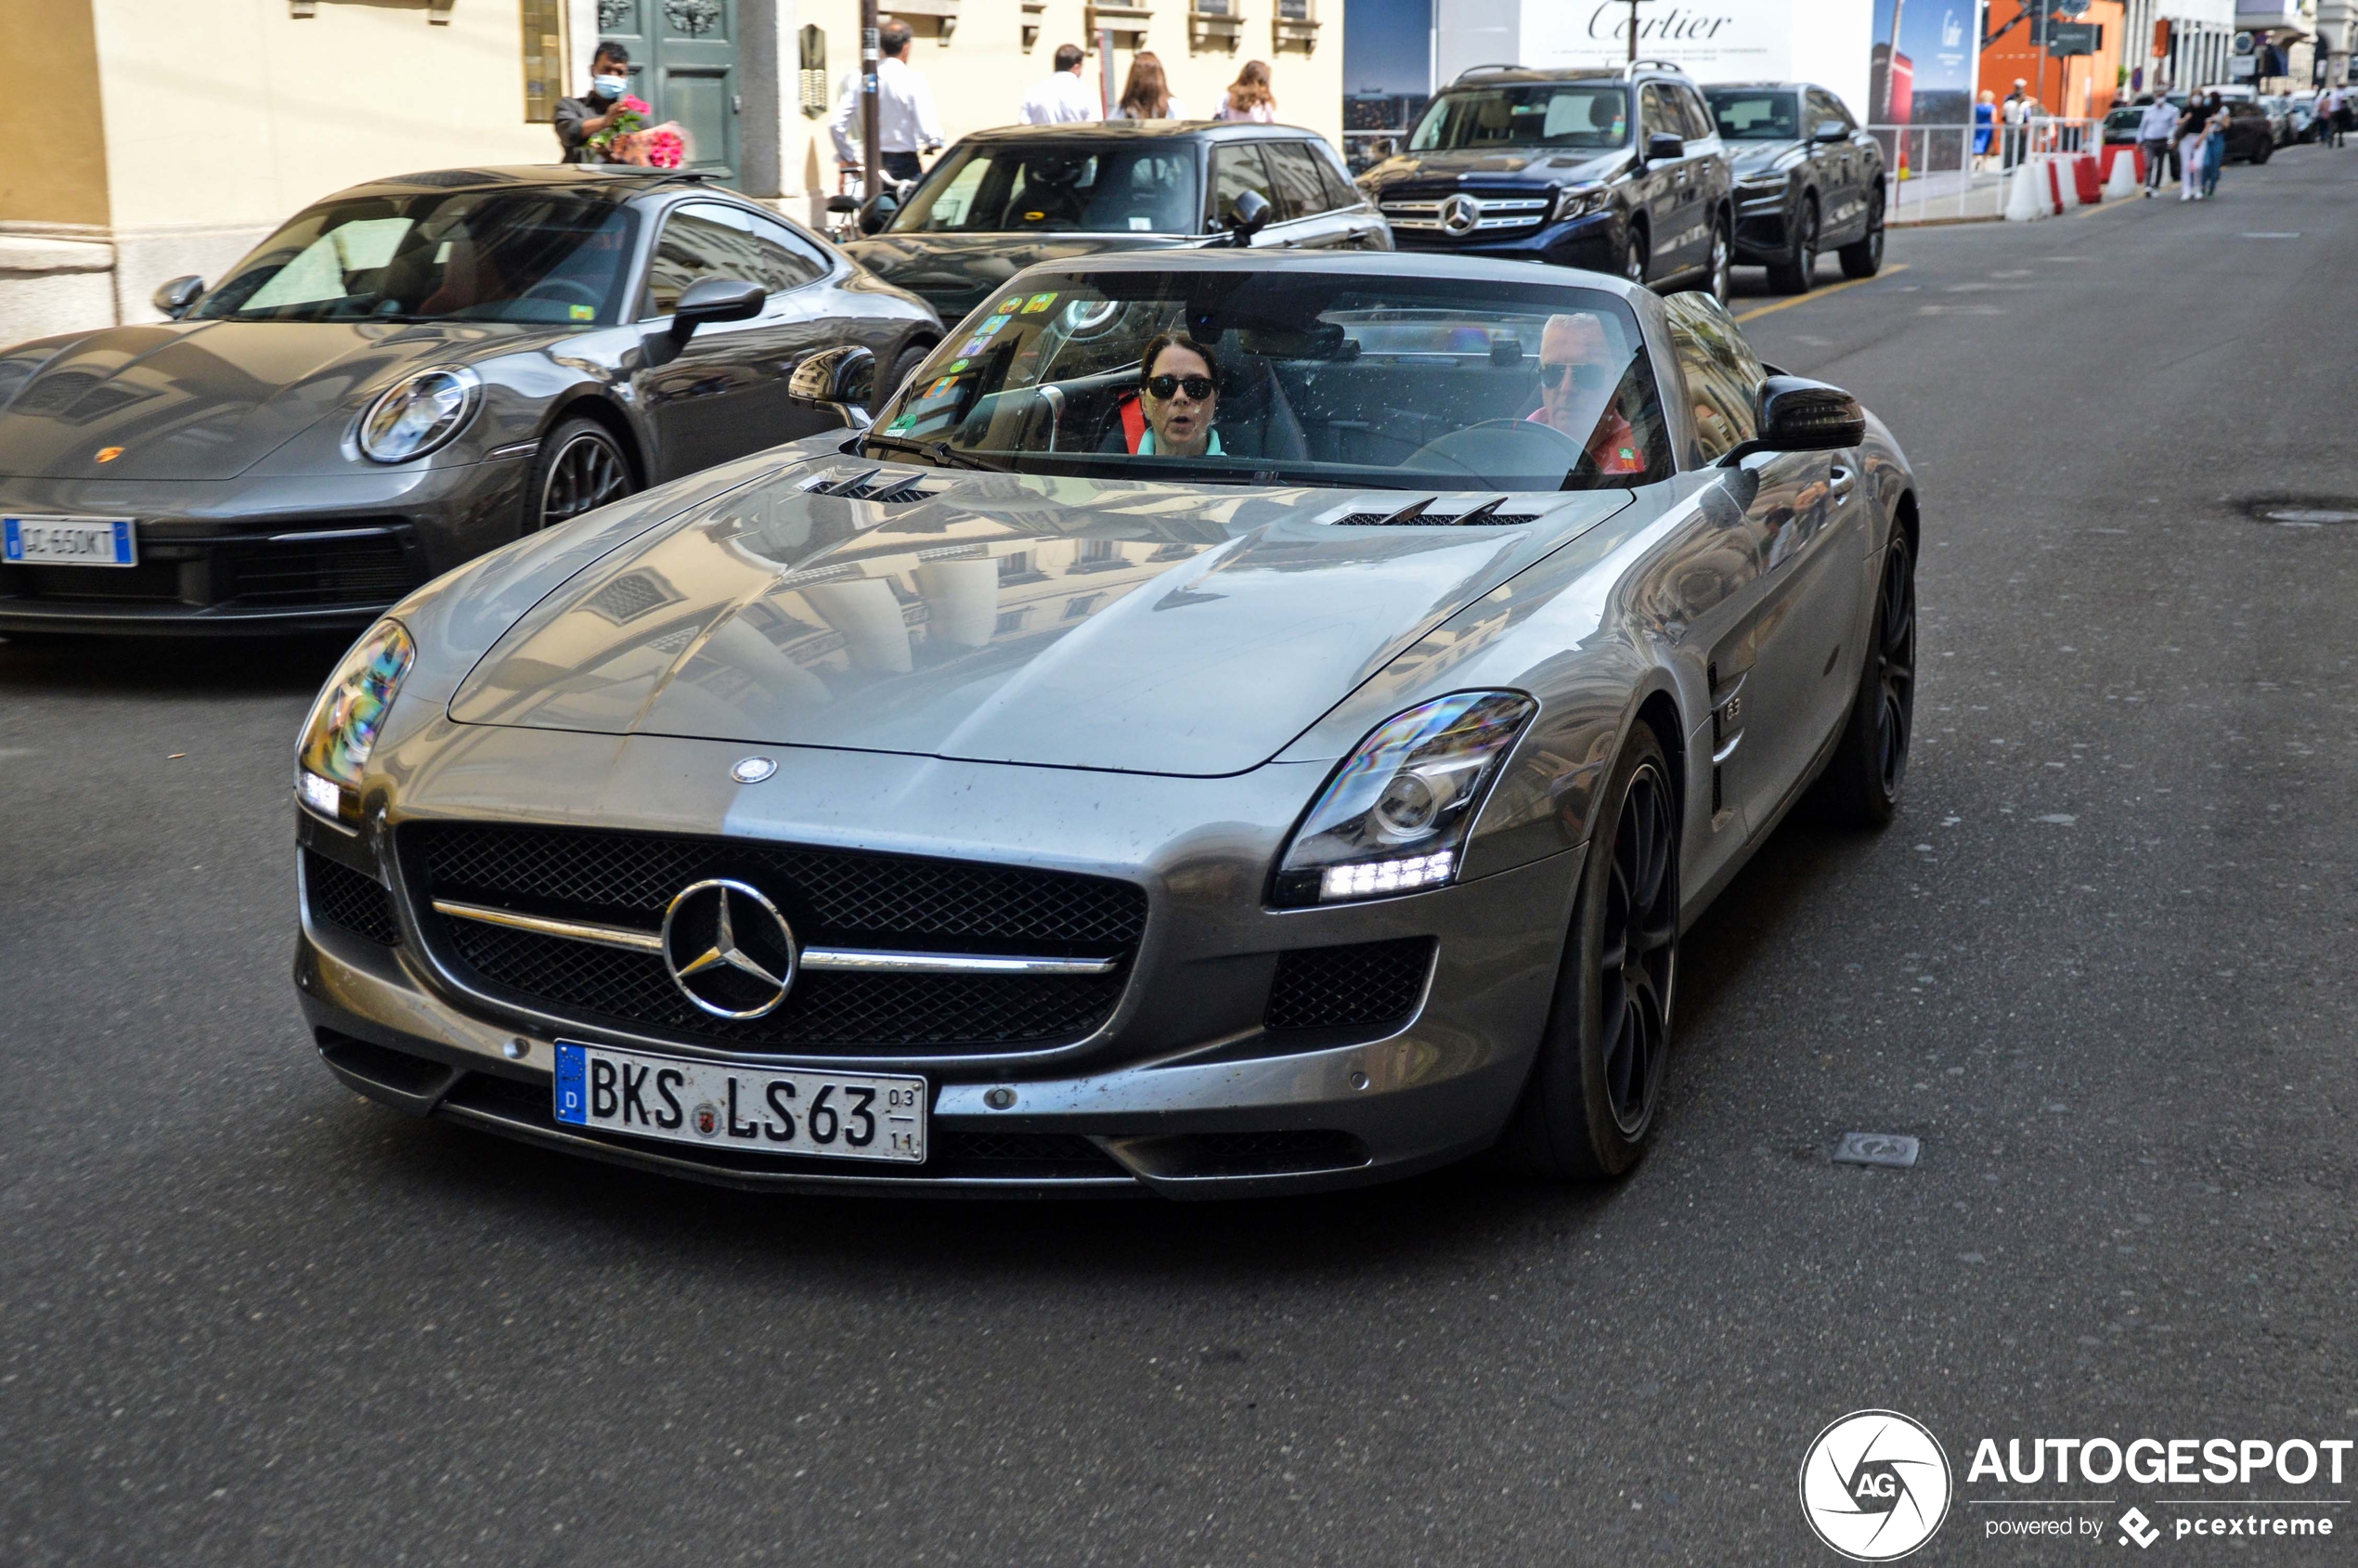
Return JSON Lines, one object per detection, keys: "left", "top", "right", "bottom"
{"left": 1506, "top": 722, "right": 1680, "bottom": 1180}
{"left": 1698, "top": 217, "right": 1732, "bottom": 305}
{"left": 1622, "top": 227, "right": 1650, "bottom": 287}
{"left": 527, "top": 418, "right": 634, "bottom": 535}
{"left": 1818, "top": 526, "right": 1917, "bottom": 827}
{"left": 1838, "top": 189, "right": 1885, "bottom": 279}
{"left": 1766, "top": 195, "right": 1818, "bottom": 294}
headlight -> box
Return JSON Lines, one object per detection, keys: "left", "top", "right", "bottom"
{"left": 1270, "top": 692, "right": 1536, "bottom": 907}
{"left": 1735, "top": 172, "right": 1791, "bottom": 195}
{"left": 296, "top": 618, "right": 414, "bottom": 826}
{"left": 356, "top": 365, "right": 481, "bottom": 463}
{"left": 1552, "top": 184, "right": 1608, "bottom": 222}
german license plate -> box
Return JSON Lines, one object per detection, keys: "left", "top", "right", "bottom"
{"left": 3, "top": 514, "right": 136, "bottom": 567}
{"left": 552, "top": 1042, "right": 926, "bottom": 1163}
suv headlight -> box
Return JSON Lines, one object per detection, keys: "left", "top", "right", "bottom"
{"left": 1552, "top": 184, "right": 1608, "bottom": 222}
{"left": 357, "top": 365, "right": 481, "bottom": 463}
{"left": 296, "top": 618, "right": 414, "bottom": 826}
{"left": 1270, "top": 692, "right": 1535, "bottom": 907}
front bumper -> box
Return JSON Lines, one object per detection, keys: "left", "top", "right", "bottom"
{"left": 294, "top": 727, "right": 1586, "bottom": 1199}
{"left": 0, "top": 457, "right": 530, "bottom": 636}
{"left": 1388, "top": 212, "right": 1623, "bottom": 274}
{"left": 1731, "top": 189, "right": 1796, "bottom": 264}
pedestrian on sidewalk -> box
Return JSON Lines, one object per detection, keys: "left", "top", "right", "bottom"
{"left": 1019, "top": 43, "right": 1102, "bottom": 124}
{"left": 2001, "top": 79, "right": 2032, "bottom": 168}
{"left": 551, "top": 41, "right": 634, "bottom": 163}
{"left": 2176, "top": 96, "right": 2209, "bottom": 201}
{"left": 2328, "top": 84, "right": 2351, "bottom": 147}
{"left": 2136, "top": 93, "right": 2180, "bottom": 195}
{"left": 1973, "top": 90, "right": 1996, "bottom": 172}
{"left": 1110, "top": 52, "right": 1187, "bottom": 120}
{"left": 2202, "top": 97, "right": 2227, "bottom": 198}
{"left": 1214, "top": 60, "right": 1277, "bottom": 123}
{"left": 829, "top": 20, "right": 944, "bottom": 190}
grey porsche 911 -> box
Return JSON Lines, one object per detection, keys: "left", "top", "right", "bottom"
{"left": 292, "top": 250, "right": 1918, "bottom": 1198}
{"left": 0, "top": 165, "right": 938, "bottom": 637}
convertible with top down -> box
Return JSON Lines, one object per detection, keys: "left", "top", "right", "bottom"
{"left": 293, "top": 250, "right": 1919, "bottom": 1198}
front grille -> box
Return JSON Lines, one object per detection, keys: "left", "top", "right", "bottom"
{"left": 441, "top": 1069, "right": 1132, "bottom": 1181}
{"left": 1265, "top": 937, "right": 1435, "bottom": 1031}
{"left": 224, "top": 534, "right": 420, "bottom": 606}
{"left": 1379, "top": 194, "right": 1552, "bottom": 234}
{"left": 304, "top": 849, "right": 401, "bottom": 945}
{"left": 405, "top": 823, "right": 1147, "bottom": 1053}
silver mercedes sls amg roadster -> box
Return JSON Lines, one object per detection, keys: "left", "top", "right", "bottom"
{"left": 292, "top": 251, "right": 1918, "bottom": 1199}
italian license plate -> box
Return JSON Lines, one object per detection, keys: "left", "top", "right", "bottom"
{"left": 3, "top": 514, "right": 136, "bottom": 567}
{"left": 552, "top": 1042, "right": 926, "bottom": 1163}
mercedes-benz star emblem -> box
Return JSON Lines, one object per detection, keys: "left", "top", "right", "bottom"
{"left": 660, "top": 878, "right": 798, "bottom": 1019}
{"left": 731, "top": 756, "right": 776, "bottom": 784}
{"left": 1440, "top": 193, "right": 1481, "bottom": 236}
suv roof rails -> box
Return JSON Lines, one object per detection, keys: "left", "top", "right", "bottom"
{"left": 1624, "top": 58, "right": 1691, "bottom": 77}
{"left": 1454, "top": 63, "right": 1527, "bottom": 80}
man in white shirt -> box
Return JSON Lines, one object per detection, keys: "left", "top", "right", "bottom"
{"left": 1020, "top": 44, "right": 1102, "bottom": 124}
{"left": 2136, "top": 95, "right": 2182, "bottom": 194}
{"left": 830, "top": 21, "right": 945, "bottom": 187}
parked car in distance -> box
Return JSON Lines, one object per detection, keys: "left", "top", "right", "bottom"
{"left": 1699, "top": 81, "right": 1885, "bottom": 294}
{"left": 1356, "top": 61, "right": 1736, "bottom": 303}
{"left": 0, "top": 165, "right": 939, "bottom": 638}
{"left": 2256, "top": 94, "right": 2295, "bottom": 146}
{"left": 2102, "top": 105, "right": 2146, "bottom": 147}
{"left": 839, "top": 122, "right": 1389, "bottom": 329}
{"left": 2287, "top": 90, "right": 2319, "bottom": 141}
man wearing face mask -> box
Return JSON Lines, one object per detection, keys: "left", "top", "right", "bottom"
{"left": 552, "top": 43, "right": 635, "bottom": 164}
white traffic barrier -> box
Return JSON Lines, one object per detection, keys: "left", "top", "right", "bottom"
{"left": 2050, "top": 156, "right": 2080, "bottom": 211}
{"left": 2004, "top": 158, "right": 2052, "bottom": 221}
{"left": 2103, "top": 148, "right": 2141, "bottom": 199}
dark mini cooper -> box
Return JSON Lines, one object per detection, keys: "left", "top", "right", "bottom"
{"left": 0, "top": 166, "right": 938, "bottom": 637}
{"left": 1701, "top": 82, "right": 1886, "bottom": 294}
{"left": 841, "top": 121, "right": 1390, "bottom": 327}
{"left": 1357, "top": 61, "right": 1735, "bottom": 302}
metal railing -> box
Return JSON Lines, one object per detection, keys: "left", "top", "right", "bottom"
{"left": 1868, "top": 117, "right": 2098, "bottom": 225}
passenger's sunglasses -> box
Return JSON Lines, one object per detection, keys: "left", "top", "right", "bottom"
{"left": 1144, "top": 373, "right": 1216, "bottom": 401}
{"left": 1538, "top": 361, "right": 1612, "bottom": 392}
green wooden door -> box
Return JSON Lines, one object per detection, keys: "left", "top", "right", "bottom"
{"left": 594, "top": 0, "right": 740, "bottom": 177}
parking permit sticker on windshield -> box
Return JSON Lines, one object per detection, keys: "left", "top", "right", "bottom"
{"left": 945, "top": 358, "right": 970, "bottom": 372}
{"left": 955, "top": 334, "right": 990, "bottom": 357}
{"left": 997, "top": 295, "right": 1024, "bottom": 315}
{"left": 978, "top": 314, "right": 1011, "bottom": 334}
{"left": 1022, "top": 292, "right": 1058, "bottom": 313}
{"left": 568, "top": 304, "right": 595, "bottom": 321}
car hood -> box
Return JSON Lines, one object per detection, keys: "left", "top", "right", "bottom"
{"left": 1727, "top": 141, "right": 1805, "bottom": 175}
{"left": 1363, "top": 147, "right": 1627, "bottom": 188}
{"left": 0, "top": 319, "right": 556, "bottom": 481}
{"left": 447, "top": 465, "right": 1631, "bottom": 776}
{"left": 841, "top": 232, "right": 1192, "bottom": 323}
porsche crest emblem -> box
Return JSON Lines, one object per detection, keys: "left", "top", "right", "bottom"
{"left": 95, "top": 447, "right": 124, "bottom": 463}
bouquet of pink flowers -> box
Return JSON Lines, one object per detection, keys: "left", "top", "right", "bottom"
{"left": 627, "top": 125, "right": 688, "bottom": 169}
{"left": 584, "top": 96, "right": 653, "bottom": 161}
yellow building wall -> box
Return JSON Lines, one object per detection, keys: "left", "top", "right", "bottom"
{"left": 2, "top": 0, "right": 113, "bottom": 228}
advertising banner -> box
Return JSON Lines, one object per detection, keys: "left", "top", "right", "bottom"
{"left": 1872, "top": 0, "right": 1986, "bottom": 124}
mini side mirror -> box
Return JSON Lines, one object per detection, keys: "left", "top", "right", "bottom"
{"left": 787, "top": 344, "right": 877, "bottom": 429}
{"left": 859, "top": 191, "right": 900, "bottom": 235}
{"left": 1717, "top": 375, "right": 1867, "bottom": 464}
{"left": 669, "top": 277, "right": 766, "bottom": 342}
{"left": 1225, "top": 188, "right": 1273, "bottom": 247}
{"left": 1813, "top": 120, "right": 1850, "bottom": 142}
{"left": 1646, "top": 133, "right": 1686, "bottom": 162}
{"left": 153, "top": 275, "right": 204, "bottom": 319}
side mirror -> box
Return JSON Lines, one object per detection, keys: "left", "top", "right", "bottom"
{"left": 1645, "top": 133, "right": 1686, "bottom": 162}
{"left": 153, "top": 275, "right": 204, "bottom": 319}
{"left": 824, "top": 194, "right": 861, "bottom": 214}
{"left": 1225, "top": 188, "right": 1273, "bottom": 247}
{"left": 859, "top": 191, "right": 900, "bottom": 235}
{"left": 669, "top": 277, "right": 766, "bottom": 342}
{"left": 1717, "top": 375, "right": 1867, "bottom": 465}
{"left": 1813, "top": 119, "right": 1850, "bottom": 142}
{"left": 787, "top": 344, "right": 877, "bottom": 429}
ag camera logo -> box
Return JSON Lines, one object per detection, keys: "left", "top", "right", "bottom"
{"left": 1800, "top": 1409, "right": 1953, "bottom": 1561}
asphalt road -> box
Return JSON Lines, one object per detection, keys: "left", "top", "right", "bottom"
{"left": 7, "top": 148, "right": 2358, "bottom": 1567}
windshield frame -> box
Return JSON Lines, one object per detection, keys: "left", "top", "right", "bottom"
{"left": 188, "top": 188, "right": 643, "bottom": 328}
{"left": 862, "top": 266, "right": 1677, "bottom": 493}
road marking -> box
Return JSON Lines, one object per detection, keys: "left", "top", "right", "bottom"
{"left": 1732, "top": 263, "right": 1911, "bottom": 322}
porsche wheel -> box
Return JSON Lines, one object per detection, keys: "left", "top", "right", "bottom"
{"left": 1819, "top": 527, "right": 1916, "bottom": 827}
{"left": 1767, "top": 196, "right": 1818, "bottom": 295}
{"left": 1507, "top": 723, "right": 1679, "bottom": 1180}
{"left": 529, "top": 419, "right": 634, "bottom": 534}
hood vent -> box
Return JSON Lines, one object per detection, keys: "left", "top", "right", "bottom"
{"left": 798, "top": 465, "right": 941, "bottom": 505}
{"left": 1331, "top": 496, "right": 1535, "bottom": 527}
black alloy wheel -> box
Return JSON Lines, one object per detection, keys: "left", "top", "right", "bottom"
{"left": 1623, "top": 227, "right": 1650, "bottom": 286}
{"left": 1819, "top": 526, "right": 1916, "bottom": 826}
{"left": 1505, "top": 723, "right": 1680, "bottom": 1179}
{"left": 1768, "top": 195, "right": 1819, "bottom": 294}
{"left": 1838, "top": 190, "right": 1885, "bottom": 279}
{"left": 530, "top": 419, "right": 633, "bottom": 534}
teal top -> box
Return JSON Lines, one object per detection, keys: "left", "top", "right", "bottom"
{"left": 1137, "top": 425, "right": 1223, "bottom": 456}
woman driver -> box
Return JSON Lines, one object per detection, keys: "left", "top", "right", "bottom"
{"left": 1117, "top": 331, "right": 1223, "bottom": 457}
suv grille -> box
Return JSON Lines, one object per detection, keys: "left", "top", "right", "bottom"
{"left": 1380, "top": 193, "right": 1552, "bottom": 234}
{"left": 403, "top": 823, "right": 1147, "bottom": 1053}
{"left": 1266, "top": 938, "right": 1434, "bottom": 1031}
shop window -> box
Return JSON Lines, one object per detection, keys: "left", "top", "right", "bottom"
{"left": 521, "top": 0, "right": 567, "bottom": 123}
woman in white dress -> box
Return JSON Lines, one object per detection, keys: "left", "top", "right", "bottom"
{"left": 1109, "top": 52, "right": 1187, "bottom": 121}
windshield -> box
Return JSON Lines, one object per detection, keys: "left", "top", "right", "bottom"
{"left": 191, "top": 189, "right": 639, "bottom": 325}
{"left": 865, "top": 270, "right": 1671, "bottom": 492}
{"left": 1704, "top": 90, "right": 1801, "bottom": 141}
{"left": 1409, "top": 84, "right": 1630, "bottom": 151}
{"left": 890, "top": 142, "right": 1202, "bottom": 235}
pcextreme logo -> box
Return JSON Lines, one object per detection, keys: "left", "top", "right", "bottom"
{"left": 1800, "top": 1409, "right": 1955, "bottom": 1561}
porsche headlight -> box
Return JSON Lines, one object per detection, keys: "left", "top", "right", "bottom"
{"left": 357, "top": 365, "right": 480, "bottom": 463}
{"left": 1271, "top": 692, "right": 1536, "bottom": 907}
{"left": 296, "top": 618, "right": 414, "bottom": 825}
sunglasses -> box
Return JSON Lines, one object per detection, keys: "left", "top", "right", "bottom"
{"left": 1538, "top": 361, "right": 1612, "bottom": 392}
{"left": 1144, "top": 373, "right": 1216, "bottom": 401}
